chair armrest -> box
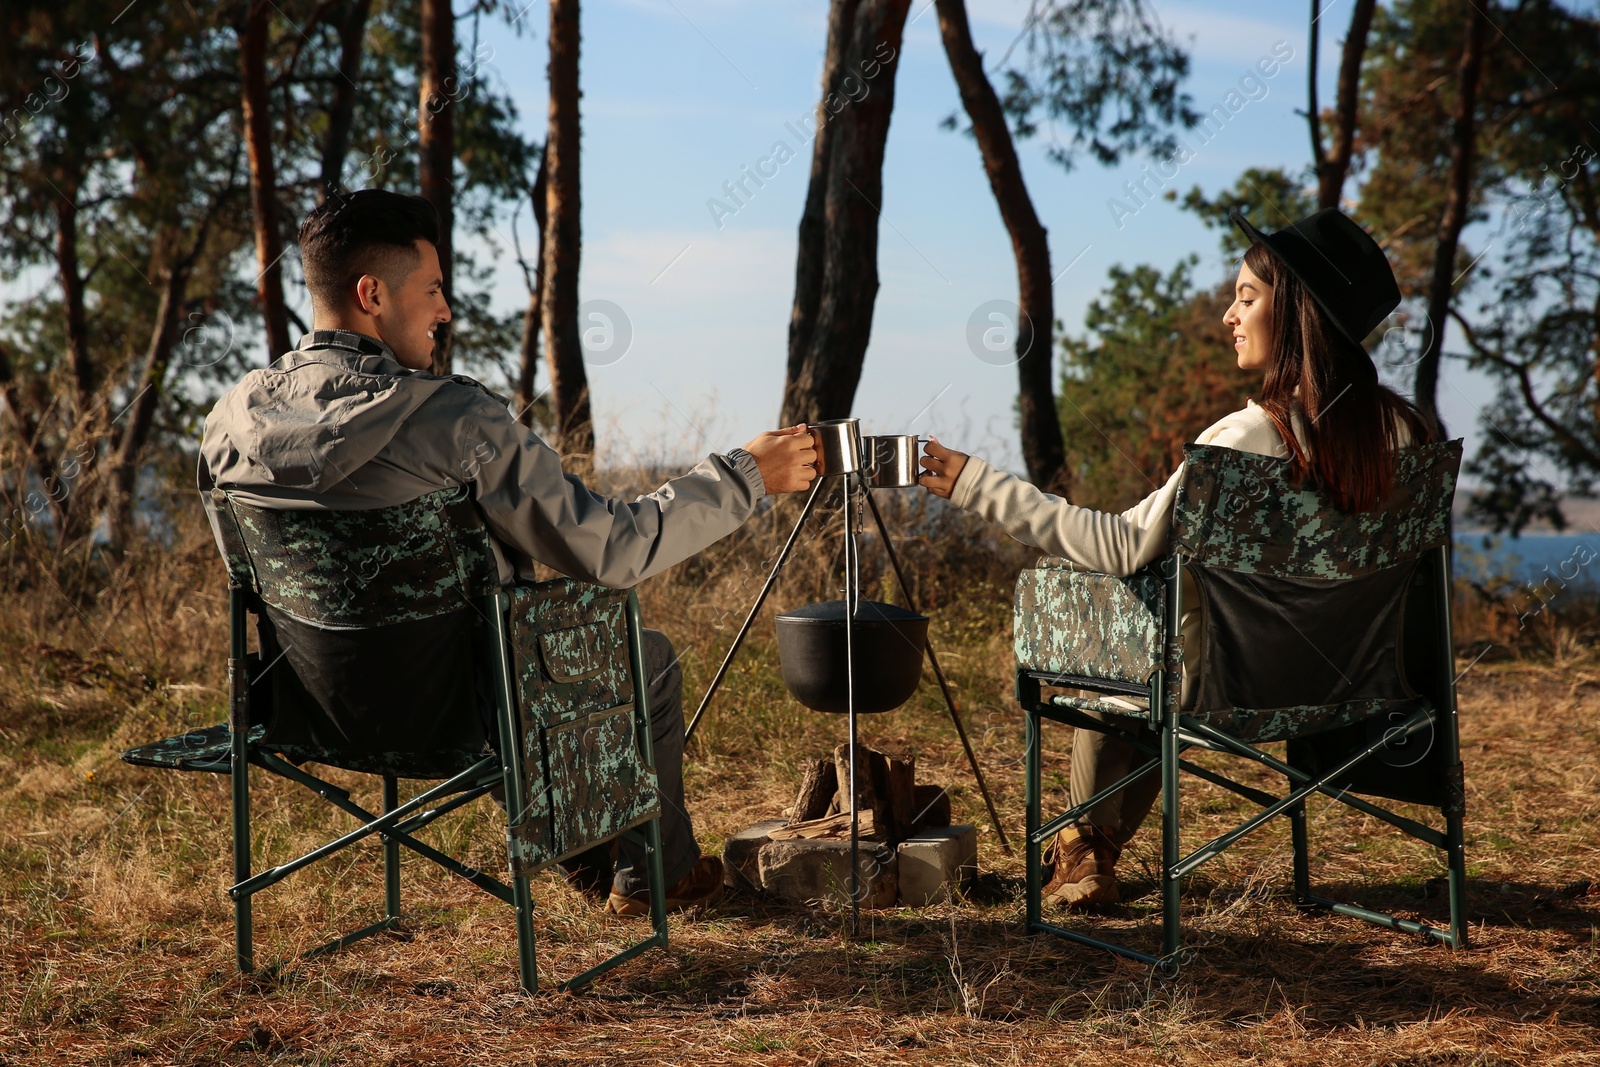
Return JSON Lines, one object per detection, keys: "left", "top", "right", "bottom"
{"left": 503, "top": 578, "right": 663, "bottom": 874}
{"left": 507, "top": 578, "right": 636, "bottom": 725}
{"left": 1013, "top": 558, "right": 1173, "bottom": 688}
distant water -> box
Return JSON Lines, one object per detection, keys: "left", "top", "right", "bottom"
{"left": 1453, "top": 532, "right": 1600, "bottom": 589}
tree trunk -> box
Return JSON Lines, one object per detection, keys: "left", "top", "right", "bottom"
{"left": 784, "top": 0, "right": 857, "bottom": 418}
{"left": 1415, "top": 2, "right": 1487, "bottom": 438}
{"left": 542, "top": 0, "right": 593, "bottom": 459}
{"left": 1313, "top": 0, "right": 1377, "bottom": 210}
{"left": 516, "top": 150, "right": 549, "bottom": 428}
{"left": 106, "top": 251, "right": 192, "bottom": 550}
{"left": 50, "top": 171, "right": 103, "bottom": 547}
{"left": 0, "top": 342, "right": 68, "bottom": 539}
{"left": 1591, "top": 283, "right": 1600, "bottom": 434}
{"left": 240, "top": 0, "right": 292, "bottom": 363}
{"left": 318, "top": 0, "right": 372, "bottom": 203}
{"left": 779, "top": 0, "right": 912, "bottom": 428}
{"left": 54, "top": 184, "right": 93, "bottom": 407}
{"left": 420, "top": 0, "right": 456, "bottom": 375}
{"left": 51, "top": 176, "right": 96, "bottom": 543}
{"left": 936, "top": 0, "right": 1068, "bottom": 495}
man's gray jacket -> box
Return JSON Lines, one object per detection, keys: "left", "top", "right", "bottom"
{"left": 199, "top": 330, "right": 767, "bottom": 587}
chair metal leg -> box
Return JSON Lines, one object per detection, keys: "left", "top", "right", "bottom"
{"left": 1445, "top": 761, "right": 1469, "bottom": 949}
{"left": 231, "top": 759, "right": 498, "bottom": 900}
{"left": 554, "top": 823, "right": 670, "bottom": 992}
{"left": 294, "top": 773, "right": 406, "bottom": 958}
{"left": 489, "top": 591, "right": 540, "bottom": 994}
{"left": 512, "top": 873, "right": 538, "bottom": 994}
{"left": 383, "top": 775, "right": 401, "bottom": 923}
{"left": 232, "top": 735, "right": 253, "bottom": 975}
{"left": 645, "top": 810, "right": 669, "bottom": 946}
{"left": 228, "top": 588, "right": 254, "bottom": 975}
{"left": 628, "top": 588, "right": 668, "bottom": 946}
{"left": 1434, "top": 546, "right": 1469, "bottom": 949}
{"left": 1184, "top": 710, "right": 1461, "bottom": 947}
{"left": 254, "top": 753, "right": 512, "bottom": 902}
{"left": 1025, "top": 706, "right": 1043, "bottom": 932}
{"left": 1289, "top": 799, "right": 1312, "bottom": 906}
{"left": 1016, "top": 675, "right": 1160, "bottom": 968}
{"left": 1159, "top": 679, "right": 1182, "bottom": 964}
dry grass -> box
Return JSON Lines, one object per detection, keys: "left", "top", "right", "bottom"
{"left": 0, "top": 496, "right": 1597, "bottom": 1067}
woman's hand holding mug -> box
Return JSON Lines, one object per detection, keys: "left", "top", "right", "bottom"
{"left": 919, "top": 436, "right": 969, "bottom": 499}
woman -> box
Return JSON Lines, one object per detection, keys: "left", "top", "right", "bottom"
{"left": 920, "top": 208, "right": 1431, "bottom": 907}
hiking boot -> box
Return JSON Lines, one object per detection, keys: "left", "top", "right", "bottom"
{"left": 1041, "top": 824, "right": 1122, "bottom": 908}
{"left": 605, "top": 855, "right": 725, "bottom": 917}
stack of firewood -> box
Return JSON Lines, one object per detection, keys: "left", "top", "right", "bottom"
{"left": 771, "top": 742, "right": 952, "bottom": 846}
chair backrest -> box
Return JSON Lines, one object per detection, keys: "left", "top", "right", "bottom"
{"left": 1171, "top": 441, "right": 1460, "bottom": 579}
{"left": 210, "top": 485, "right": 501, "bottom": 628}
{"left": 209, "top": 486, "right": 502, "bottom": 775}
{"left": 1169, "top": 441, "right": 1461, "bottom": 740}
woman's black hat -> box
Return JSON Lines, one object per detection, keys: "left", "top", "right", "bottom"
{"left": 1230, "top": 208, "right": 1400, "bottom": 346}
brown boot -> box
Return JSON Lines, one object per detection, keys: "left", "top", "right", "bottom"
{"left": 605, "top": 855, "right": 725, "bottom": 917}
{"left": 1041, "top": 825, "right": 1121, "bottom": 908}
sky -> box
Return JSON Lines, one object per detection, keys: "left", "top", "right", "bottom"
{"left": 450, "top": 0, "right": 1499, "bottom": 474}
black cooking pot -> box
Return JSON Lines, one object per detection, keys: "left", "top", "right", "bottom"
{"left": 774, "top": 599, "right": 929, "bottom": 714}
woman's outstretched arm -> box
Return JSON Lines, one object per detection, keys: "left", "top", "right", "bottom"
{"left": 920, "top": 404, "right": 1288, "bottom": 576}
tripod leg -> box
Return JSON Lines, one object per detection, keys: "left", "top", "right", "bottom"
{"left": 861, "top": 487, "right": 1012, "bottom": 852}
{"left": 685, "top": 477, "right": 827, "bottom": 743}
{"left": 845, "top": 474, "right": 860, "bottom": 938}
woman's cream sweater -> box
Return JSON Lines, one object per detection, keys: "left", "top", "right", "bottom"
{"left": 949, "top": 399, "right": 1295, "bottom": 575}
{"left": 948, "top": 399, "right": 1299, "bottom": 708}
{"left": 951, "top": 399, "right": 1414, "bottom": 711}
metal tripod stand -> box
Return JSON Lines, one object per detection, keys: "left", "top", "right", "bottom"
{"left": 684, "top": 467, "right": 1010, "bottom": 935}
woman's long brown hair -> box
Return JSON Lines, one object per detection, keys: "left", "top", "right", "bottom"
{"left": 1243, "top": 242, "right": 1430, "bottom": 513}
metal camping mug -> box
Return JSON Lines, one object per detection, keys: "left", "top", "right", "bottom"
{"left": 809, "top": 418, "right": 864, "bottom": 477}
{"left": 862, "top": 435, "right": 925, "bottom": 489}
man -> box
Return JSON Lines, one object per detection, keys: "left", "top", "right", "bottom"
{"left": 200, "top": 189, "right": 816, "bottom": 915}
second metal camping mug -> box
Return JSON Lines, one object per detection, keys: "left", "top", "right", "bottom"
{"left": 809, "top": 418, "right": 864, "bottom": 477}
{"left": 862, "top": 435, "right": 924, "bottom": 488}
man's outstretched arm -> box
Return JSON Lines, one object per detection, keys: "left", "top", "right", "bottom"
{"left": 461, "top": 394, "right": 815, "bottom": 587}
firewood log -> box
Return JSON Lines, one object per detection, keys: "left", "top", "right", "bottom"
{"left": 790, "top": 757, "right": 837, "bottom": 825}
{"left": 766, "top": 809, "right": 881, "bottom": 841}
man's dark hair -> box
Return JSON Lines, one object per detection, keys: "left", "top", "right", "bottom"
{"left": 298, "top": 190, "right": 440, "bottom": 312}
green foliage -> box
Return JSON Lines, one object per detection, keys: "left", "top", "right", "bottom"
{"left": 1179, "top": 166, "right": 1319, "bottom": 260}
{"left": 1352, "top": 0, "right": 1600, "bottom": 532}
{"left": 0, "top": 3, "right": 255, "bottom": 543}
{"left": 1458, "top": 135, "right": 1600, "bottom": 532}
{"left": 0, "top": 0, "right": 540, "bottom": 546}
{"left": 1453, "top": 3, "right": 1600, "bottom": 533}
{"left": 1355, "top": 0, "right": 1497, "bottom": 297}
{"left": 982, "top": 0, "right": 1198, "bottom": 171}
{"left": 1057, "top": 257, "right": 1246, "bottom": 511}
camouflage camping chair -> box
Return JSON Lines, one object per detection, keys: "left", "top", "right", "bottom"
{"left": 121, "top": 485, "right": 668, "bottom": 993}
{"left": 1014, "top": 441, "right": 1468, "bottom": 973}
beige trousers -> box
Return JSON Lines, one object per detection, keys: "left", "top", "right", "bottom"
{"left": 1068, "top": 718, "right": 1162, "bottom": 846}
